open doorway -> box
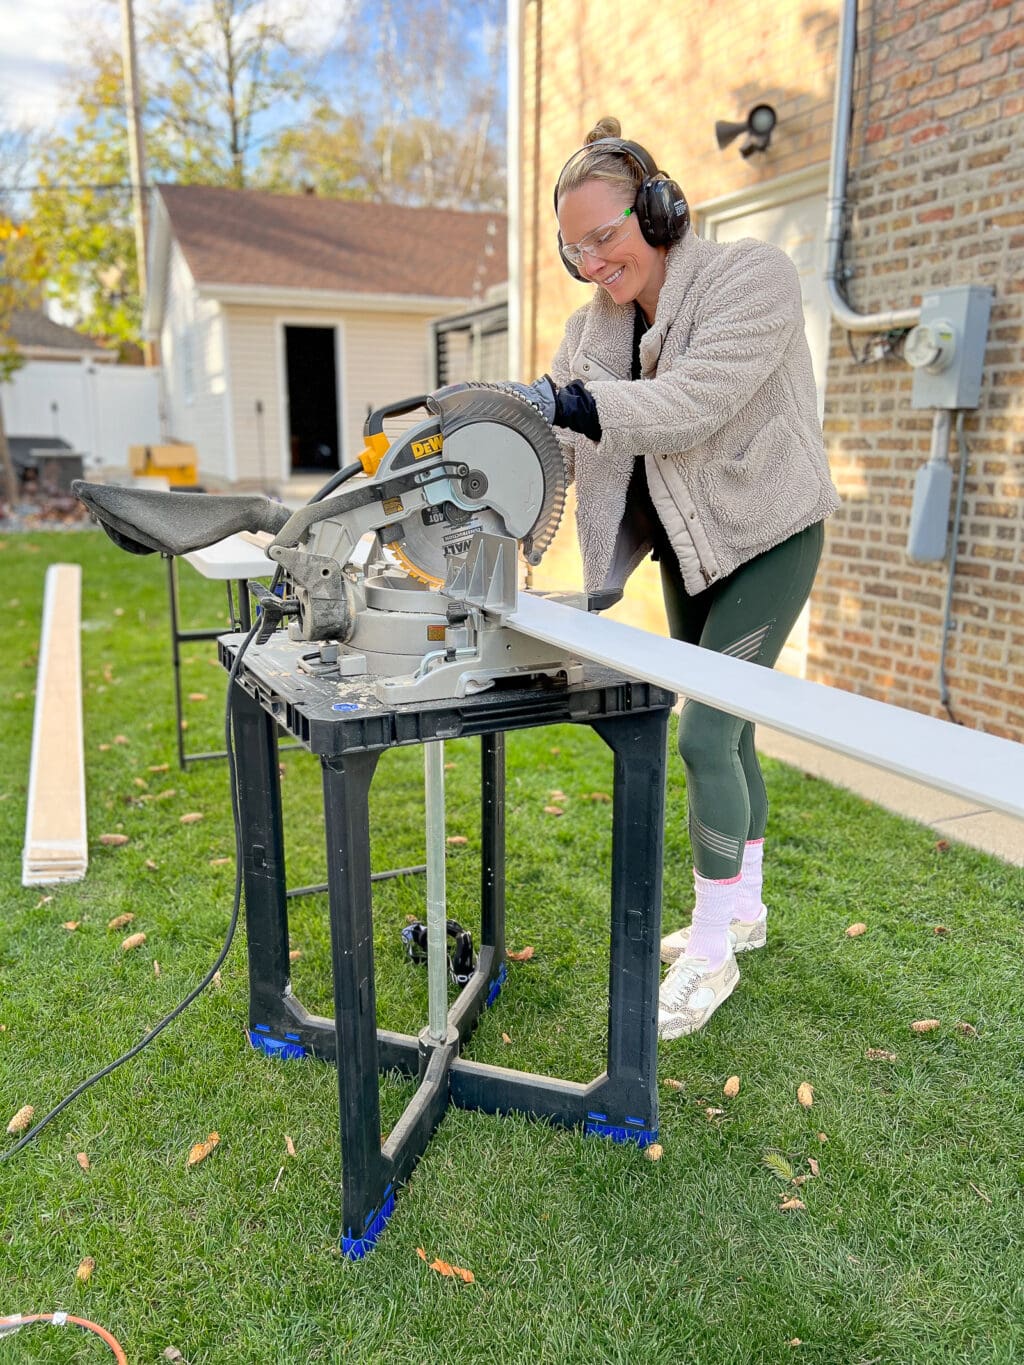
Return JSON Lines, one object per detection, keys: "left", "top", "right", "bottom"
{"left": 284, "top": 325, "right": 339, "bottom": 472}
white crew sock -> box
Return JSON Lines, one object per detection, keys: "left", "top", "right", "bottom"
{"left": 684, "top": 871, "right": 740, "bottom": 970}
{"left": 735, "top": 838, "right": 766, "bottom": 924}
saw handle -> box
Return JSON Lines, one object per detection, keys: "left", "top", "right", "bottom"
{"left": 359, "top": 395, "right": 435, "bottom": 475}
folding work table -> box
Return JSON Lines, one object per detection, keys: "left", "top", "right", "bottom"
{"left": 222, "top": 631, "right": 674, "bottom": 1257}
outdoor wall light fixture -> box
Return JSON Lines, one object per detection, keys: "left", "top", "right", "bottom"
{"left": 715, "top": 104, "right": 778, "bottom": 157}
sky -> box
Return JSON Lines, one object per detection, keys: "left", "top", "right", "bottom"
{"left": 0, "top": 0, "right": 356, "bottom": 137}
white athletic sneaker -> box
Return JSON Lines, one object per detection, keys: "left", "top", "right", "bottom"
{"left": 660, "top": 908, "right": 767, "bottom": 964}
{"left": 657, "top": 950, "right": 740, "bottom": 1040}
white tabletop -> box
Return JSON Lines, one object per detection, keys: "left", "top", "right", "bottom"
{"left": 182, "top": 533, "right": 274, "bottom": 580}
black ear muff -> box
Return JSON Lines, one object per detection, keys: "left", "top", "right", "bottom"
{"left": 554, "top": 137, "right": 689, "bottom": 280}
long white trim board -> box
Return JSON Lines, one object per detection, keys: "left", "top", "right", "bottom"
{"left": 22, "top": 563, "right": 89, "bottom": 886}
{"left": 508, "top": 593, "right": 1024, "bottom": 824}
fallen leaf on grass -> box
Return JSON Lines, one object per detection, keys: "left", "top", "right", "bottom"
{"left": 212, "top": 971, "right": 222, "bottom": 988}
{"left": 797, "top": 1082, "right": 814, "bottom": 1108}
{"left": 788, "top": 1339, "right": 803, "bottom": 1348}
{"left": 289, "top": 950, "right": 302, "bottom": 962}
{"left": 163, "top": 1350, "right": 184, "bottom": 1362}
{"left": 76, "top": 1152, "right": 90, "bottom": 1170}
{"left": 108, "top": 913, "right": 135, "bottom": 930}
{"left": 63, "top": 921, "right": 80, "bottom": 931}
{"left": 506, "top": 946, "right": 534, "bottom": 962}
{"left": 501, "top": 1032, "right": 512, "bottom": 1044}
{"left": 154, "top": 961, "right": 161, "bottom": 976}
{"left": 663, "top": 1078, "right": 683, "bottom": 1091}
{"left": 845, "top": 922, "right": 867, "bottom": 938}
{"left": 155, "top": 790, "right": 177, "bottom": 801}
{"left": 865, "top": 1048, "right": 897, "bottom": 1061}
{"left": 187, "top": 1132, "right": 220, "bottom": 1167}
{"left": 76, "top": 1256, "right": 95, "bottom": 1282}
{"left": 910, "top": 1019, "right": 940, "bottom": 1033}
{"left": 549, "top": 789, "right": 566, "bottom": 801}
{"left": 285, "top": 1135, "right": 296, "bottom": 1157}
{"left": 934, "top": 925, "right": 948, "bottom": 935}
{"left": 543, "top": 805, "right": 564, "bottom": 816}
{"left": 7, "top": 1104, "right": 34, "bottom": 1134}
{"left": 133, "top": 777, "right": 148, "bottom": 789}
{"left": 145, "top": 860, "right": 159, "bottom": 871}
{"left": 808, "top": 1157, "right": 820, "bottom": 1177}
{"left": 723, "top": 1075, "right": 740, "bottom": 1098}
{"left": 209, "top": 857, "right": 231, "bottom": 867}
{"left": 122, "top": 932, "right": 146, "bottom": 952}
{"left": 704, "top": 1106, "right": 725, "bottom": 1120}
{"left": 149, "top": 763, "right": 170, "bottom": 773}
{"left": 443, "top": 761, "right": 457, "bottom": 771}
{"left": 416, "top": 1247, "right": 474, "bottom": 1283}
{"left": 179, "top": 812, "right": 204, "bottom": 825}
{"left": 778, "top": 1198, "right": 806, "bottom": 1213}
{"left": 934, "top": 839, "right": 950, "bottom": 852}
{"left": 187, "top": 692, "right": 208, "bottom": 702}
{"left": 956, "top": 1022, "right": 978, "bottom": 1037}
{"left": 99, "top": 833, "right": 129, "bottom": 847}
{"left": 549, "top": 747, "right": 560, "bottom": 756}
{"left": 97, "top": 743, "right": 111, "bottom": 752}
{"left": 646, "top": 1143, "right": 664, "bottom": 1161}
{"left": 583, "top": 791, "right": 611, "bottom": 803}
{"left": 34, "top": 895, "right": 53, "bottom": 908}
{"left": 446, "top": 835, "right": 468, "bottom": 846}
{"left": 817, "top": 1133, "right": 829, "bottom": 1143}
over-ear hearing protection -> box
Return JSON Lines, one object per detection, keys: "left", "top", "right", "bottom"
{"left": 554, "top": 138, "right": 690, "bottom": 281}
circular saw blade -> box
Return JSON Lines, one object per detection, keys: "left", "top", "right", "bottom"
{"left": 431, "top": 386, "right": 568, "bottom": 566}
{"left": 388, "top": 503, "right": 509, "bottom": 588}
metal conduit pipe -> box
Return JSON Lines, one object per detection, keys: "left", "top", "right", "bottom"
{"left": 825, "top": 0, "right": 921, "bottom": 333}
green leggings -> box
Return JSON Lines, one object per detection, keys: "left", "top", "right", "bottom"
{"left": 657, "top": 521, "right": 825, "bottom": 879}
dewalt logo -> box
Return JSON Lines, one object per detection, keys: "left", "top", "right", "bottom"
{"left": 411, "top": 433, "right": 444, "bottom": 459}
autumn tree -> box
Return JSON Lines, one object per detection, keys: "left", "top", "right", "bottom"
{"left": 143, "top": 0, "right": 312, "bottom": 188}
{"left": 0, "top": 216, "right": 46, "bottom": 506}
{"left": 260, "top": 0, "right": 506, "bottom": 208}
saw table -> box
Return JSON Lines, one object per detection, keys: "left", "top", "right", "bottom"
{"left": 223, "top": 631, "right": 674, "bottom": 1258}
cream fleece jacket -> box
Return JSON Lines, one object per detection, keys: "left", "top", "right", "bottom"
{"left": 550, "top": 230, "right": 840, "bottom": 596}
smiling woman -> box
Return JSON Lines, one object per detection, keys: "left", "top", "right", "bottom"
{"left": 499, "top": 115, "right": 842, "bottom": 1040}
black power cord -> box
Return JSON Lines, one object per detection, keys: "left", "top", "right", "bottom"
{"left": 2, "top": 613, "right": 262, "bottom": 1162}
{"left": 3, "top": 456, "right": 366, "bottom": 1161}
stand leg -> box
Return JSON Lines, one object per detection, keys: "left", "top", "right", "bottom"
{"left": 230, "top": 678, "right": 294, "bottom": 1051}
{"left": 167, "top": 556, "right": 187, "bottom": 770}
{"left": 322, "top": 750, "right": 399, "bottom": 1256}
{"left": 588, "top": 707, "right": 669, "bottom": 1145}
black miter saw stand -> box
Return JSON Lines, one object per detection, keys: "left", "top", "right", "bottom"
{"left": 225, "top": 628, "right": 674, "bottom": 1259}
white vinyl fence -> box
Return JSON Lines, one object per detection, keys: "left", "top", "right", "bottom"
{"left": 3, "top": 360, "right": 162, "bottom": 469}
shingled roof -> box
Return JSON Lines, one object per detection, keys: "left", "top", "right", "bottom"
{"left": 10, "top": 309, "right": 107, "bottom": 354}
{"left": 155, "top": 183, "right": 506, "bottom": 301}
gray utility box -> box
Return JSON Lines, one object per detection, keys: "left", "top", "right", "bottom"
{"left": 906, "top": 285, "right": 993, "bottom": 410}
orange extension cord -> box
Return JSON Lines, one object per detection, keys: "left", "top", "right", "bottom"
{"left": 0, "top": 1312, "right": 128, "bottom": 1362}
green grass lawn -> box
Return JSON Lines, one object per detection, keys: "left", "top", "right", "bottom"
{"left": 1, "top": 529, "right": 1022, "bottom": 1364}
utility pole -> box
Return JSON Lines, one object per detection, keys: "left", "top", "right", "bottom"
{"left": 119, "top": 0, "right": 154, "bottom": 364}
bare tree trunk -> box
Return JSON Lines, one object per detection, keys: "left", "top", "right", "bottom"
{"left": 0, "top": 391, "right": 18, "bottom": 510}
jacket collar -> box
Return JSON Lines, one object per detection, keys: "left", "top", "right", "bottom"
{"left": 576, "top": 231, "right": 705, "bottom": 377}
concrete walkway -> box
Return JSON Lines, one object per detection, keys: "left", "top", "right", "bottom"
{"left": 756, "top": 725, "right": 1024, "bottom": 868}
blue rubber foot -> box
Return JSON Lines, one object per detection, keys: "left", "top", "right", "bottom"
{"left": 584, "top": 1111, "right": 658, "bottom": 1148}
{"left": 341, "top": 1188, "right": 396, "bottom": 1260}
{"left": 249, "top": 1025, "right": 308, "bottom": 1061}
{"left": 486, "top": 961, "right": 508, "bottom": 1008}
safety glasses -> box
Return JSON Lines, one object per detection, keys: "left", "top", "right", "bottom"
{"left": 561, "top": 206, "right": 634, "bottom": 267}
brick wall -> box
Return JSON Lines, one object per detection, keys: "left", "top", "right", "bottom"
{"left": 520, "top": 0, "right": 1023, "bottom": 740}
{"left": 809, "top": 0, "right": 1024, "bottom": 740}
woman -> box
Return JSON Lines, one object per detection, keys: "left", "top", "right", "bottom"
{"left": 525, "top": 117, "right": 840, "bottom": 1039}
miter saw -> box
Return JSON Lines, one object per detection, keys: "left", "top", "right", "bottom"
{"left": 74, "top": 386, "right": 588, "bottom": 703}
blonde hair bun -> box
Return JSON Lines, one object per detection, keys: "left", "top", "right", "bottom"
{"left": 584, "top": 116, "right": 622, "bottom": 145}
